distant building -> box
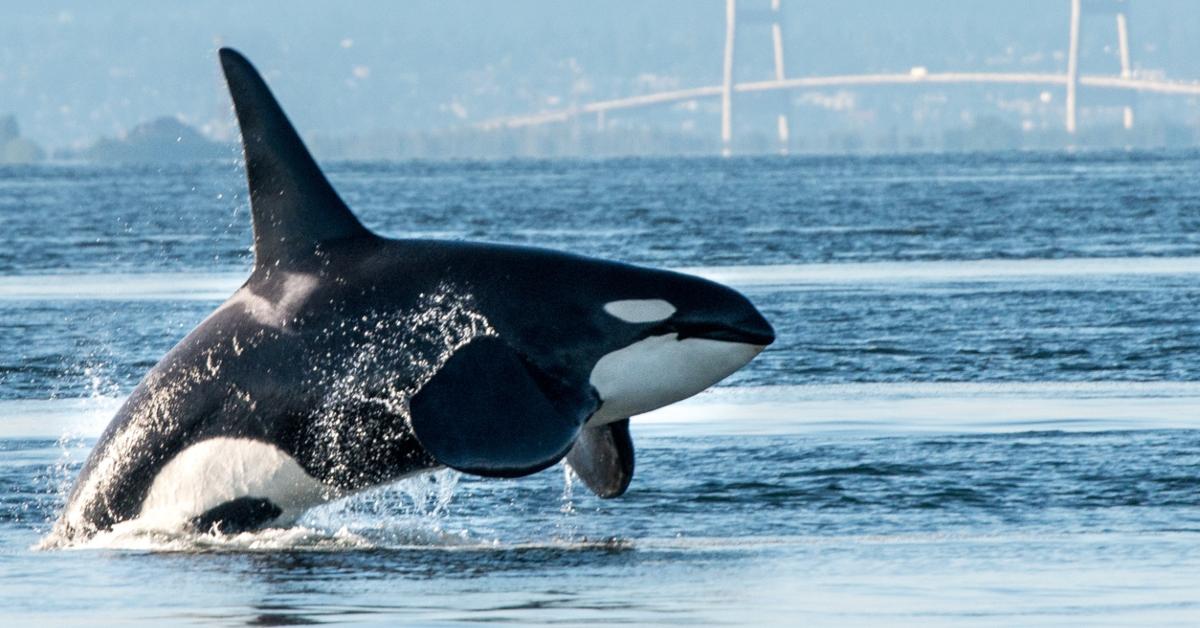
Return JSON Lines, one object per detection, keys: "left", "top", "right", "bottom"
{"left": 0, "top": 115, "right": 46, "bottom": 164}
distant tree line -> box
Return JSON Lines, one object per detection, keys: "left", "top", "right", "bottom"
{"left": 0, "top": 116, "right": 46, "bottom": 164}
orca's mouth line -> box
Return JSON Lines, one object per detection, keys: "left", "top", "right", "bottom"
{"left": 646, "top": 322, "right": 775, "bottom": 346}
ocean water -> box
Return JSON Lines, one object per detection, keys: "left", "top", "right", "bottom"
{"left": 2, "top": 152, "right": 1200, "bottom": 626}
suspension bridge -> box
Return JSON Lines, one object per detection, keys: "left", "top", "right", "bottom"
{"left": 479, "top": 0, "right": 1200, "bottom": 154}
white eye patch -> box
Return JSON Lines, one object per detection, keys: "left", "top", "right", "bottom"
{"left": 603, "top": 299, "right": 677, "bottom": 323}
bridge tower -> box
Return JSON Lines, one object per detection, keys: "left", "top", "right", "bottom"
{"left": 1066, "top": 0, "right": 1134, "bottom": 134}
{"left": 722, "top": 0, "right": 790, "bottom": 156}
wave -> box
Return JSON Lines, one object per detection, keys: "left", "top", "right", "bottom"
{"left": 49, "top": 517, "right": 1200, "bottom": 554}
{"left": 50, "top": 525, "right": 1048, "bottom": 553}
{"left": 0, "top": 397, "right": 123, "bottom": 438}
{"left": 681, "top": 256, "right": 1200, "bottom": 287}
{"left": 0, "top": 272, "right": 244, "bottom": 301}
{"left": 47, "top": 523, "right": 638, "bottom": 553}
{"left": 3, "top": 256, "right": 1198, "bottom": 300}
{"left": 7, "top": 381, "right": 1200, "bottom": 440}
{"left": 637, "top": 381, "right": 1200, "bottom": 435}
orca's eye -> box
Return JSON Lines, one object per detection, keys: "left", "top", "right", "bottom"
{"left": 603, "top": 299, "right": 677, "bottom": 323}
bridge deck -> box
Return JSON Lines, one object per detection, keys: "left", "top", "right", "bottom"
{"left": 480, "top": 72, "right": 1200, "bottom": 130}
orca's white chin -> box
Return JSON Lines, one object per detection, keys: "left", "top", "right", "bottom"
{"left": 586, "top": 334, "right": 765, "bottom": 425}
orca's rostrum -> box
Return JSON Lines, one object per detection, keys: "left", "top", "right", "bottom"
{"left": 52, "top": 49, "right": 774, "bottom": 542}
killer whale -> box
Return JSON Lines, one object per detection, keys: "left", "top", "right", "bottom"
{"left": 51, "top": 48, "right": 774, "bottom": 542}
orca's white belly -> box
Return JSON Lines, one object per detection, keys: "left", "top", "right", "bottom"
{"left": 138, "top": 437, "right": 334, "bottom": 529}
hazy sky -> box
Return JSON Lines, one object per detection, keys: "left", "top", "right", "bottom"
{"left": 2, "top": 0, "right": 1198, "bottom": 149}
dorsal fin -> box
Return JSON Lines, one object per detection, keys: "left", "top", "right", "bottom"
{"left": 218, "top": 48, "right": 372, "bottom": 268}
